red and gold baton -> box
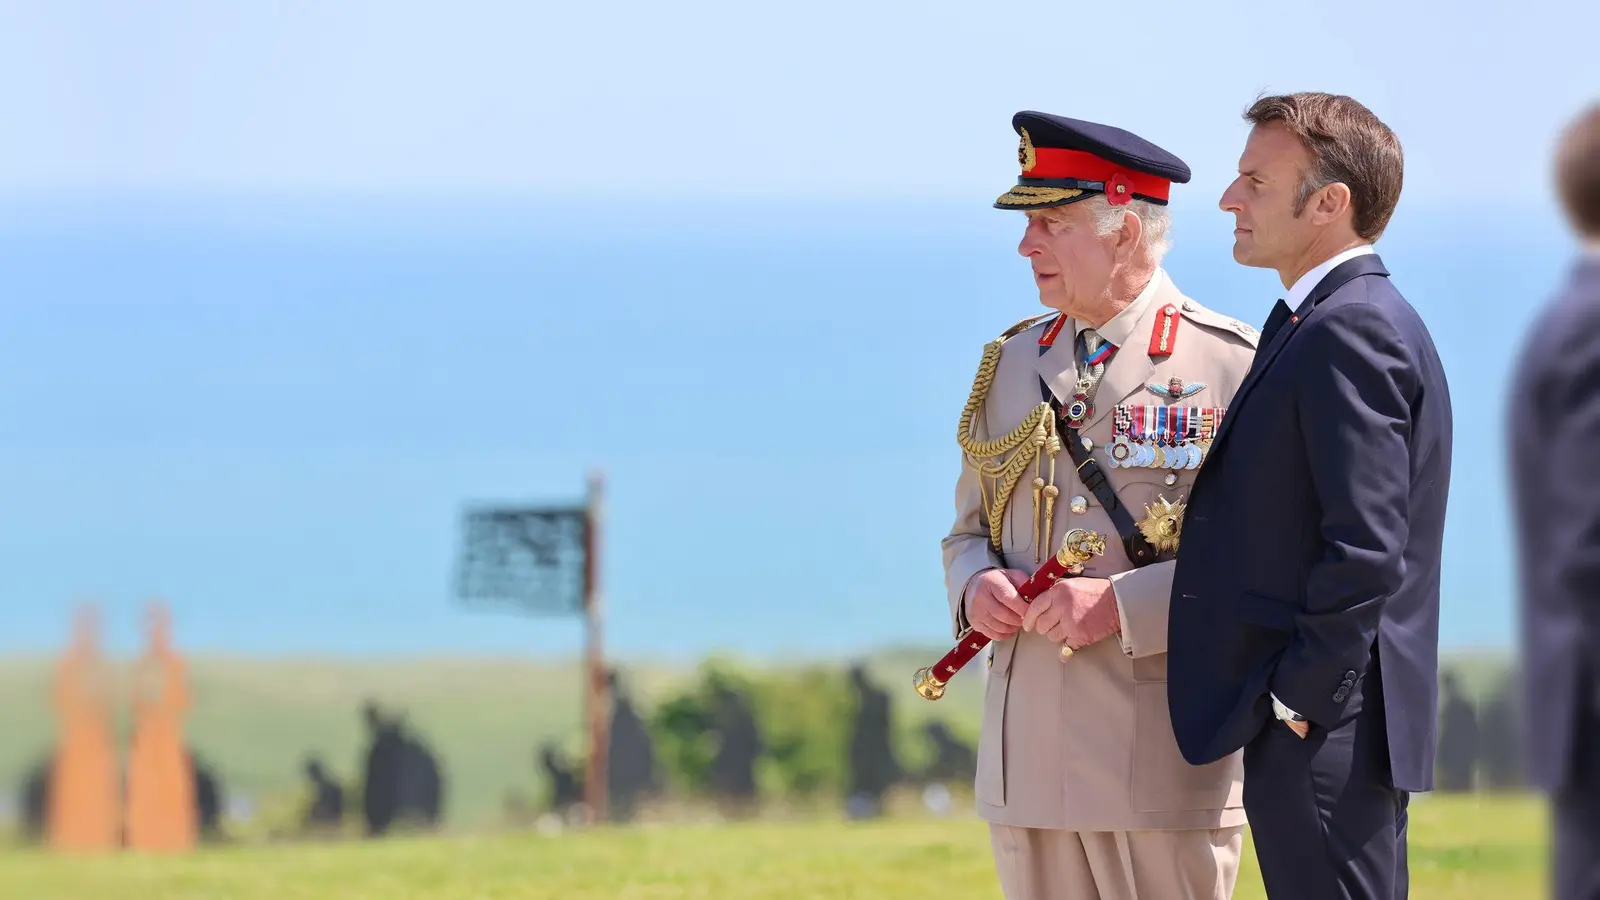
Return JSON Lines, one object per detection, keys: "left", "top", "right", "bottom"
{"left": 914, "top": 528, "right": 1107, "bottom": 701}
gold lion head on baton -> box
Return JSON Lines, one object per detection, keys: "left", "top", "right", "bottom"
{"left": 1057, "top": 528, "right": 1107, "bottom": 571}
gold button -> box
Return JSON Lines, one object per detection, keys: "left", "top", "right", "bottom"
{"left": 1164, "top": 472, "right": 1178, "bottom": 487}
{"left": 1070, "top": 496, "right": 1088, "bottom": 514}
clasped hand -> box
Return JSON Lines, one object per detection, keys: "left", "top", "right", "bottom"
{"left": 965, "top": 570, "right": 1120, "bottom": 650}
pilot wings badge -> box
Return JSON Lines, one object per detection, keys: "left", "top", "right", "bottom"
{"left": 1146, "top": 376, "right": 1206, "bottom": 400}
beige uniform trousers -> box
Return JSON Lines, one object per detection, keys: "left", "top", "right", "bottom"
{"left": 989, "top": 824, "right": 1245, "bottom": 900}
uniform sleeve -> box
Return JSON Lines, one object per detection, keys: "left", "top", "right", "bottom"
{"left": 1270, "top": 302, "right": 1415, "bottom": 728}
{"left": 941, "top": 454, "right": 1003, "bottom": 638}
{"left": 1108, "top": 560, "right": 1174, "bottom": 658}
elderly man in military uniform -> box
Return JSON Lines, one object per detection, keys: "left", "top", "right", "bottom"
{"left": 939, "top": 111, "right": 1260, "bottom": 899}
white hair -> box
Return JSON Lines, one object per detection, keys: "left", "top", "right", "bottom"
{"left": 1084, "top": 195, "right": 1172, "bottom": 261}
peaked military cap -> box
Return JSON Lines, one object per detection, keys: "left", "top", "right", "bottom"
{"left": 995, "top": 111, "right": 1192, "bottom": 211}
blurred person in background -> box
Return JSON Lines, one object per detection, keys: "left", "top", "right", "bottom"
{"left": 1167, "top": 92, "right": 1453, "bottom": 900}
{"left": 1509, "top": 99, "right": 1600, "bottom": 900}
{"left": 941, "top": 111, "right": 1259, "bottom": 900}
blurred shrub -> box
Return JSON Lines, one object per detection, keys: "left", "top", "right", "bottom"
{"left": 649, "top": 656, "right": 857, "bottom": 804}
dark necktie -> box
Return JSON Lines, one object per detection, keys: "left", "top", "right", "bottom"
{"left": 1076, "top": 328, "right": 1108, "bottom": 399}
{"left": 1259, "top": 298, "right": 1294, "bottom": 346}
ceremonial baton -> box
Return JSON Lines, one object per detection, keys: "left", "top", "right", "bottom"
{"left": 914, "top": 528, "right": 1107, "bottom": 701}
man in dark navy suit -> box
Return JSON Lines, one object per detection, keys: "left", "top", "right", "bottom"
{"left": 1509, "top": 101, "right": 1600, "bottom": 900}
{"left": 1166, "top": 92, "right": 1453, "bottom": 900}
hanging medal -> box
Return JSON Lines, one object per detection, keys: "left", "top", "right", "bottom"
{"left": 1063, "top": 338, "right": 1118, "bottom": 428}
{"left": 1152, "top": 407, "right": 1164, "bottom": 468}
{"left": 1194, "top": 407, "right": 1222, "bottom": 464}
{"left": 1168, "top": 406, "right": 1185, "bottom": 469}
{"left": 1064, "top": 379, "right": 1094, "bottom": 428}
{"left": 1107, "top": 406, "right": 1135, "bottom": 468}
{"left": 1128, "top": 406, "right": 1145, "bottom": 467}
{"left": 1171, "top": 403, "right": 1184, "bottom": 470}
{"left": 1137, "top": 406, "right": 1157, "bottom": 467}
{"left": 1188, "top": 408, "right": 1204, "bottom": 469}
{"left": 1177, "top": 407, "right": 1195, "bottom": 469}
{"left": 1177, "top": 403, "right": 1190, "bottom": 464}
{"left": 1162, "top": 405, "right": 1179, "bottom": 469}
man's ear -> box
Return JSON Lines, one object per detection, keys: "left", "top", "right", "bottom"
{"left": 1115, "top": 209, "right": 1143, "bottom": 262}
{"left": 1311, "top": 182, "right": 1353, "bottom": 226}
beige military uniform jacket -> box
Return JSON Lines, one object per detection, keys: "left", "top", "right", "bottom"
{"left": 941, "top": 268, "right": 1258, "bottom": 832}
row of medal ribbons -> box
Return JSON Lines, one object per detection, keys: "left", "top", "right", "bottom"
{"left": 1104, "top": 405, "right": 1226, "bottom": 470}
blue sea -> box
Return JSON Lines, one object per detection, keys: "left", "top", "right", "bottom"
{"left": 0, "top": 193, "right": 1578, "bottom": 660}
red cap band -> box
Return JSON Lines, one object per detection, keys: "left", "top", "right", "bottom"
{"left": 1027, "top": 148, "right": 1171, "bottom": 202}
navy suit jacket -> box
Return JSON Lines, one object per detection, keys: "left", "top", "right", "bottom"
{"left": 1167, "top": 253, "right": 1454, "bottom": 792}
{"left": 1509, "top": 255, "right": 1600, "bottom": 791}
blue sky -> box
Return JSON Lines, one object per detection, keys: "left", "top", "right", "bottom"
{"left": 0, "top": 1, "right": 1594, "bottom": 660}
{"left": 0, "top": 0, "right": 1593, "bottom": 206}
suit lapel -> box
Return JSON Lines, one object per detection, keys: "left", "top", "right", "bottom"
{"left": 1208, "top": 306, "right": 1303, "bottom": 449}
{"left": 1208, "top": 253, "right": 1391, "bottom": 453}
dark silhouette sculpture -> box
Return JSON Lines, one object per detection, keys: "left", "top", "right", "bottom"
{"left": 18, "top": 754, "right": 51, "bottom": 843}
{"left": 303, "top": 755, "right": 345, "bottom": 832}
{"left": 1435, "top": 671, "right": 1480, "bottom": 792}
{"left": 538, "top": 742, "right": 585, "bottom": 818}
{"left": 360, "top": 702, "right": 403, "bottom": 836}
{"left": 845, "top": 664, "right": 901, "bottom": 818}
{"left": 707, "top": 682, "right": 764, "bottom": 818}
{"left": 395, "top": 727, "right": 443, "bottom": 828}
{"left": 359, "top": 701, "right": 444, "bottom": 836}
{"left": 605, "top": 669, "right": 660, "bottom": 823}
{"left": 190, "top": 750, "right": 225, "bottom": 842}
{"left": 920, "top": 721, "right": 977, "bottom": 784}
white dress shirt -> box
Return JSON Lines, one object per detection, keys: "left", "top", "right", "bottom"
{"left": 1283, "top": 244, "right": 1375, "bottom": 310}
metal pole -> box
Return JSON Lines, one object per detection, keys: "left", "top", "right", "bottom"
{"left": 582, "top": 471, "right": 610, "bottom": 823}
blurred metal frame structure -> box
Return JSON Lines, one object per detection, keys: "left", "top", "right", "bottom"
{"left": 452, "top": 472, "right": 609, "bottom": 822}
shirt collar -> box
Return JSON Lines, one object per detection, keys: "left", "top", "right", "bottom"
{"left": 1076, "top": 268, "right": 1166, "bottom": 349}
{"left": 1284, "top": 244, "right": 1375, "bottom": 310}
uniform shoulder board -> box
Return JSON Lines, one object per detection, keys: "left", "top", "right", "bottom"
{"left": 1176, "top": 298, "right": 1259, "bottom": 349}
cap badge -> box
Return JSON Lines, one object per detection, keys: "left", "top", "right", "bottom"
{"left": 1018, "top": 127, "right": 1037, "bottom": 174}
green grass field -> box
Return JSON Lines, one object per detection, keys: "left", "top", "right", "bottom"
{"left": 0, "top": 793, "right": 1548, "bottom": 900}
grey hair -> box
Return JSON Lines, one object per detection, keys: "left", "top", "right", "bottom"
{"left": 1084, "top": 195, "right": 1172, "bottom": 261}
